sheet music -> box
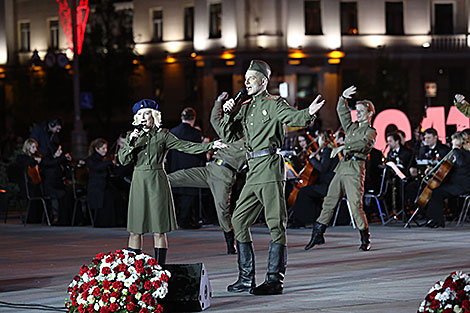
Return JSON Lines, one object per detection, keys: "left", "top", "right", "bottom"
{"left": 386, "top": 161, "right": 407, "bottom": 180}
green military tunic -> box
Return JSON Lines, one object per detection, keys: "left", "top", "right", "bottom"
{"left": 167, "top": 100, "right": 247, "bottom": 232}
{"left": 221, "top": 90, "right": 314, "bottom": 245}
{"left": 118, "top": 127, "right": 213, "bottom": 234}
{"left": 316, "top": 96, "right": 377, "bottom": 230}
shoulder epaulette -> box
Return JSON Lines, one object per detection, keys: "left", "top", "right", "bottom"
{"left": 158, "top": 128, "right": 170, "bottom": 134}
{"left": 264, "top": 93, "right": 280, "bottom": 101}
{"left": 241, "top": 98, "right": 252, "bottom": 105}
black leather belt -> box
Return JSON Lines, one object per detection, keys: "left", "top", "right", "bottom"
{"left": 247, "top": 148, "right": 280, "bottom": 160}
{"left": 214, "top": 159, "right": 237, "bottom": 172}
{"left": 344, "top": 154, "right": 366, "bottom": 161}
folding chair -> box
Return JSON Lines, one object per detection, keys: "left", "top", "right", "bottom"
{"left": 23, "top": 171, "right": 51, "bottom": 226}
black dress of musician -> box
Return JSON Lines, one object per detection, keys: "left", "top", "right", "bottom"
{"left": 425, "top": 131, "right": 470, "bottom": 228}
{"left": 86, "top": 138, "right": 122, "bottom": 227}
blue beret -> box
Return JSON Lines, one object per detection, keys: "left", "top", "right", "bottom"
{"left": 132, "top": 99, "right": 158, "bottom": 114}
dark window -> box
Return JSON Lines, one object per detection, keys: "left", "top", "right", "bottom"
{"left": 209, "top": 3, "right": 222, "bottom": 39}
{"left": 184, "top": 7, "right": 194, "bottom": 41}
{"left": 434, "top": 3, "right": 453, "bottom": 34}
{"left": 340, "top": 2, "right": 358, "bottom": 35}
{"left": 296, "top": 74, "right": 318, "bottom": 99}
{"left": 49, "top": 20, "right": 59, "bottom": 49}
{"left": 386, "top": 2, "right": 404, "bottom": 35}
{"left": 305, "top": 1, "right": 322, "bottom": 35}
{"left": 20, "top": 22, "right": 30, "bottom": 51}
{"left": 152, "top": 10, "right": 163, "bottom": 42}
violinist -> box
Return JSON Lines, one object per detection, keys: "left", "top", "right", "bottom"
{"left": 40, "top": 143, "right": 74, "bottom": 225}
{"left": 291, "top": 134, "right": 312, "bottom": 171}
{"left": 290, "top": 131, "right": 339, "bottom": 228}
{"left": 86, "top": 138, "right": 123, "bottom": 227}
{"left": 16, "top": 138, "right": 43, "bottom": 223}
{"left": 423, "top": 131, "right": 470, "bottom": 228}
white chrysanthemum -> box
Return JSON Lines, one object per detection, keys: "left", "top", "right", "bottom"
{"left": 99, "top": 299, "right": 104, "bottom": 307}
{"left": 117, "top": 272, "right": 126, "bottom": 282}
{"left": 122, "top": 288, "right": 128, "bottom": 295}
{"left": 138, "top": 300, "right": 146, "bottom": 307}
{"left": 128, "top": 266, "right": 137, "bottom": 274}
{"left": 77, "top": 295, "right": 84, "bottom": 305}
{"left": 106, "top": 272, "right": 116, "bottom": 281}
{"left": 135, "top": 292, "right": 142, "bottom": 300}
{"left": 418, "top": 302, "right": 425, "bottom": 312}
{"left": 124, "top": 279, "right": 133, "bottom": 288}
{"left": 445, "top": 304, "right": 453, "bottom": 309}
{"left": 136, "top": 254, "right": 145, "bottom": 260}
{"left": 94, "top": 303, "right": 100, "bottom": 311}
{"left": 87, "top": 295, "right": 95, "bottom": 303}
{"left": 82, "top": 273, "right": 90, "bottom": 283}
{"left": 454, "top": 305, "right": 463, "bottom": 313}
{"left": 110, "top": 297, "right": 116, "bottom": 303}
{"left": 464, "top": 285, "right": 470, "bottom": 292}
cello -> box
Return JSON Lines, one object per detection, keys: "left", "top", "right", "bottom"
{"left": 415, "top": 149, "right": 455, "bottom": 209}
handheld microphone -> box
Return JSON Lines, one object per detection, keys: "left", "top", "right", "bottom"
{"left": 234, "top": 88, "right": 247, "bottom": 103}
{"left": 130, "top": 123, "right": 146, "bottom": 146}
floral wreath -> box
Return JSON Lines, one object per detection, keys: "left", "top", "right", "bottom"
{"left": 66, "top": 249, "right": 171, "bottom": 313}
{"left": 418, "top": 271, "right": 470, "bottom": 313}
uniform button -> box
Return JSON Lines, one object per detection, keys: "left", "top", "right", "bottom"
{"left": 253, "top": 105, "right": 256, "bottom": 107}
{"left": 145, "top": 152, "right": 148, "bottom": 155}
{"left": 347, "top": 146, "right": 350, "bottom": 149}
{"left": 250, "top": 123, "right": 253, "bottom": 126}
{"left": 240, "top": 148, "right": 243, "bottom": 150}
{"left": 251, "top": 114, "right": 253, "bottom": 117}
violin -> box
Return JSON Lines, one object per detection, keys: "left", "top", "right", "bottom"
{"left": 27, "top": 152, "right": 43, "bottom": 184}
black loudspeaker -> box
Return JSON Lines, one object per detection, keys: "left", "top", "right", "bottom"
{"left": 160, "top": 263, "right": 212, "bottom": 312}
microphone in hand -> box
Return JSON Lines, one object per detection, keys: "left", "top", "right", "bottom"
{"left": 234, "top": 88, "right": 247, "bottom": 103}
{"left": 130, "top": 123, "right": 146, "bottom": 146}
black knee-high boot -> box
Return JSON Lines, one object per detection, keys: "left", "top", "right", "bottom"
{"left": 227, "top": 241, "right": 255, "bottom": 292}
{"left": 304, "top": 222, "right": 327, "bottom": 250}
{"left": 251, "top": 241, "right": 286, "bottom": 295}
{"left": 154, "top": 248, "right": 168, "bottom": 265}
{"left": 359, "top": 228, "right": 371, "bottom": 251}
{"left": 127, "top": 247, "right": 142, "bottom": 254}
{"left": 224, "top": 230, "right": 237, "bottom": 255}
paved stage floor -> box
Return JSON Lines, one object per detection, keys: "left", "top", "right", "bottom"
{"left": 0, "top": 222, "right": 469, "bottom": 313}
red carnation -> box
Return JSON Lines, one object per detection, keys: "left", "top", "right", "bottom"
{"left": 100, "top": 306, "right": 110, "bottom": 313}
{"left": 443, "top": 309, "right": 453, "bottom": 313}
{"left": 79, "top": 265, "right": 89, "bottom": 276}
{"left": 87, "top": 305, "right": 94, "bottom": 313}
{"left": 126, "top": 295, "right": 133, "bottom": 303}
{"left": 463, "top": 300, "right": 470, "bottom": 310}
{"left": 109, "top": 303, "right": 119, "bottom": 312}
{"left": 139, "top": 308, "right": 149, "bottom": 313}
{"left": 102, "top": 267, "right": 111, "bottom": 275}
{"left": 142, "top": 293, "right": 152, "bottom": 304}
{"left": 117, "top": 264, "right": 127, "bottom": 272}
{"left": 457, "top": 290, "right": 467, "bottom": 300}
{"left": 144, "top": 281, "right": 152, "bottom": 290}
{"left": 106, "top": 255, "right": 115, "bottom": 263}
{"left": 430, "top": 299, "right": 441, "bottom": 310}
{"left": 95, "top": 252, "right": 105, "bottom": 260}
{"left": 74, "top": 275, "right": 80, "bottom": 282}
{"left": 103, "top": 280, "right": 111, "bottom": 290}
{"left": 136, "top": 266, "right": 145, "bottom": 274}
{"left": 89, "top": 267, "right": 98, "bottom": 277}
{"left": 78, "top": 304, "right": 86, "bottom": 313}
{"left": 93, "top": 287, "right": 101, "bottom": 297}
{"left": 161, "top": 273, "right": 169, "bottom": 282}
{"left": 112, "top": 281, "right": 123, "bottom": 290}
{"left": 126, "top": 302, "right": 136, "bottom": 312}
{"left": 153, "top": 281, "right": 161, "bottom": 288}
{"left": 102, "top": 293, "right": 109, "bottom": 303}
{"left": 148, "top": 258, "right": 157, "bottom": 266}
{"left": 82, "top": 290, "right": 89, "bottom": 298}
{"left": 155, "top": 304, "right": 163, "bottom": 313}
{"left": 111, "top": 291, "right": 120, "bottom": 298}
{"left": 129, "top": 284, "right": 138, "bottom": 295}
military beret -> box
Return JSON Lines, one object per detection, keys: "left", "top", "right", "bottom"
{"left": 247, "top": 59, "right": 271, "bottom": 79}
{"left": 132, "top": 99, "right": 158, "bottom": 114}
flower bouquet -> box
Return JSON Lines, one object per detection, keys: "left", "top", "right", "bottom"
{"left": 418, "top": 271, "right": 470, "bottom": 313}
{"left": 66, "top": 249, "right": 171, "bottom": 313}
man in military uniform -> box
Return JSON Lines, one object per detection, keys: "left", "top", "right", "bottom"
{"left": 304, "top": 86, "right": 377, "bottom": 252}
{"left": 222, "top": 59, "right": 324, "bottom": 295}
{"left": 455, "top": 94, "right": 470, "bottom": 118}
{"left": 168, "top": 92, "right": 247, "bottom": 255}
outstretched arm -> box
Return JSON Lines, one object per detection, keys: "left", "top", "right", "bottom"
{"left": 210, "top": 92, "right": 228, "bottom": 138}
{"left": 455, "top": 94, "right": 470, "bottom": 118}
{"left": 337, "top": 86, "right": 356, "bottom": 132}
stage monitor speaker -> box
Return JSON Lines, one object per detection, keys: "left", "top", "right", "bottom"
{"left": 160, "top": 263, "right": 212, "bottom": 312}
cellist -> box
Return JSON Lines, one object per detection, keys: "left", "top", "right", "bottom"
{"left": 290, "top": 131, "right": 340, "bottom": 228}
{"left": 423, "top": 131, "right": 470, "bottom": 228}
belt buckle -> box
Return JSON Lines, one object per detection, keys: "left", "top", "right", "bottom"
{"left": 216, "top": 159, "right": 223, "bottom": 165}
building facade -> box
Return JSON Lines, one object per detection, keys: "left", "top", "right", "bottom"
{"left": 1, "top": 0, "right": 470, "bottom": 139}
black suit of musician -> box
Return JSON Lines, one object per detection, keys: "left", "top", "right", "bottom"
{"left": 425, "top": 131, "right": 470, "bottom": 228}
{"left": 386, "top": 134, "right": 413, "bottom": 173}
{"left": 417, "top": 128, "right": 450, "bottom": 163}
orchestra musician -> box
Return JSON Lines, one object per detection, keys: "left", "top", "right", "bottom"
{"left": 290, "top": 131, "right": 340, "bottom": 228}
{"left": 423, "top": 131, "right": 470, "bottom": 228}
{"left": 417, "top": 128, "right": 450, "bottom": 163}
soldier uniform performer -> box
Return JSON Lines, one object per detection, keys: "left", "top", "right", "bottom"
{"left": 455, "top": 94, "right": 470, "bottom": 118}
{"left": 304, "top": 86, "right": 377, "bottom": 252}
{"left": 222, "top": 60, "right": 324, "bottom": 295}
{"left": 118, "top": 99, "right": 225, "bottom": 265}
{"left": 168, "top": 92, "right": 247, "bottom": 254}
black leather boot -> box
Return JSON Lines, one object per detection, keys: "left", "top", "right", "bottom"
{"left": 251, "top": 242, "right": 286, "bottom": 295}
{"left": 127, "top": 247, "right": 142, "bottom": 255}
{"left": 224, "top": 230, "right": 237, "bottom": 255}
{"left": 154, "top": 248, "right": 168, "bottom": 265}
{"left": 304, "top": 222, "right": 327, "bottom": 250}
{"left": 359, "top": 228, "right": 371, "bottom": 251}
{"left": 227, "top": 241, "right": 255, "bottom": 292}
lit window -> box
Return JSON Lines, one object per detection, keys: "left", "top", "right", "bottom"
{"left": 340, "top": 2, "right": 358, "bottom": 35}
{"left": 209, "top": 3, "right": 222, "bottom": 39}
{"left": 152, "top": 10, "right": 163, "bottom": 42}
{"left": 184, "top": 7, "right": 194, "bottom": 41}
{"left": 20, "top": 22, "right": 30, "bottom": 51}
{"left": 49, "top": 20, "right": 59, "bottom": 49}
{"left": 305, "top": 1, "right": 322, "bottom": 35}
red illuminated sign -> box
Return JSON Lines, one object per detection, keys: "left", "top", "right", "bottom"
{"left": 371, "top": 106, "right": 470, "bottom": 151}
{"left": 57, "top": 0, "right": 89, "bottom": 55}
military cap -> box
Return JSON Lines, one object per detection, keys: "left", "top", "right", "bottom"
{"left": 248, "top": 59, "right": 271, "bottom": 79}
{"left": 132, "top": 99, "right": 158, "bottom": 114}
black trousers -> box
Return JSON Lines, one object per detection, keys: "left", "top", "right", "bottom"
{"left": 426, "top": 183, "right": 470, "bottom": 225}
{"left": 292, "top": 184, "right": 328, "bottom": 225}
